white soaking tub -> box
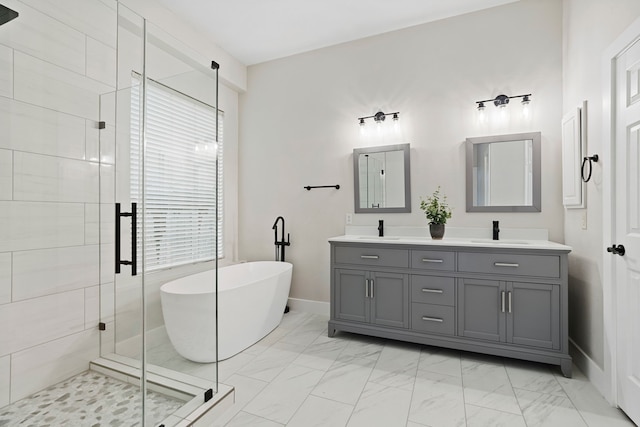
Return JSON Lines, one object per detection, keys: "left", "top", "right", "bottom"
{"left": 160, "top": 261, "right": 293, "bottom": 362}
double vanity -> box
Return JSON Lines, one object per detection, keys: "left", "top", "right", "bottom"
{"left": 328, "top": 233, "right": 572, "bottom": 377}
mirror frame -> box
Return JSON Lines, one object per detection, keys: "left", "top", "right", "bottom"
{"left": 465, "top": 132, "right": 541, "bottom": 212}
{"left": 353, "top": 143, "right": 411, "bottom": 213}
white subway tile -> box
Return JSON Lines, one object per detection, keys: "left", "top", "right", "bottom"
{"left": 0, "top": 149, "right": 12, "bottom": 200}
{"left": 100, "top": 243, "right": 115, "bottom": 285}
{"left": 100, "top": 124, "right": 116, "bottom": 165}
{"left": 99, "top": 91, "right": 116, "bottom": 130}
{"left": 0, "top": 97, "right": 86, "bottom": 159}
{"left": 100, "top": 204, "right": 115, "bottom": 244}
{"left": 17, "top": 0, "right": 116, "bottom": 48}
{"left": 13, "top": 152, "right": 100, "bottom": 203}
{"left": 0, "top": 289, "right": 85, "bottom": 356}
{"left": 13, "top": 51, "right": 112, "bottom": 120}
{"left": 100, "top": 281, "right": 114, "bottom": 324}
{"left": 12, "top": 245, "right": 99, "bottom": 301}
{"left": 100, "top": 164, "right": 115, "bottom": 204}
{"left": 100, "top": 320, "right": 115, "bottom": 355}
{"left": 0, "top": 0, "right": 85, "bottom": 75}
{"left": 0, "top": 201, "right": 85, "bottom": 252}
{"left": 85, "top": 285, "right": 100, "bottom": 329}
{"left": 114, "top": 275, "right": 143, "bottom": 344}
{"left": 0, "top": 355, "right": 8, "bottom": 408}
{"left": 0, "top": 253, "right": 12, "bottom": 305}
{"left": 10, "top": 328, "right": 99, "bottom": 402}
{"left": 86, "top": 36, "right": 116, "bottom": 87}
{"left": 85, "top": 203, "right": 99, "bottom": 245}
{"left": 0, "top": 44, "right": 12, "bottom": 98}
{"left": 85, "top": 120, "right": 100, "bottom": 162}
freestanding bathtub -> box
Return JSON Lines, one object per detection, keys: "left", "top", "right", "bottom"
{"left": 160, "top": 261, "right": 293, "bottom": 362}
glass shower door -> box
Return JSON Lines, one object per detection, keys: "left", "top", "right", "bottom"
{"left": 101, "top": 4, "right": 220, "bottom": 425}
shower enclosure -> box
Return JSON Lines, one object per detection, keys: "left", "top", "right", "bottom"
{"left": 1, "top": 1, "right": 222, "bottom": 425}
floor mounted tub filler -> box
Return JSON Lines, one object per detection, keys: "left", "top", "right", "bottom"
{"left": 160, "top": 261, "right": 293, "bottom": 362}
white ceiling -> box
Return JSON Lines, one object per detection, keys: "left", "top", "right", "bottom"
{"left": 154, "top": 0, "right": 520, "bottom": 66}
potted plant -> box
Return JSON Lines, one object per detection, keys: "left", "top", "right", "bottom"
{"left": 420, "top": 186, "right": 452, "bottom": 239}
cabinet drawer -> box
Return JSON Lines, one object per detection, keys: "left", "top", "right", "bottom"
{"left": 334, "top": 246, "right": 409, "bottom": 268}
{"left": 458, "top": 252, "right": 560, "bottom": 278}
{"left": 411, "top": 250, "right": 455, "bottom": 271}
{"left": 411, "top": 276, "right": 455, "bottom": 306}
{"left": 411, "top": 303, "right": 455, "bottom": 335}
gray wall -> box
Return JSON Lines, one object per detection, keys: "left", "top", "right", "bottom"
{"left": 239, "top": 0, "right": 564, "bottom": 303}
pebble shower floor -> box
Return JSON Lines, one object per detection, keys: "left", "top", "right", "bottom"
{"left": 0, "top": 370, "right": 184, "bottom": 426}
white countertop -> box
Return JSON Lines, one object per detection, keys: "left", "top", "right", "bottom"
{"left": 328, "top": 235, "right": 572, "bottom": 251}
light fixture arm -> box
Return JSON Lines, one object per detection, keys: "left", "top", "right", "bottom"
{"left": 475, "top": 93, "right": 531, "bottom": 108}
{"left": 358, "top": 111, "right": 400, "bottom": 124}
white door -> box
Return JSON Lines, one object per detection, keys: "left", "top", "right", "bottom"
{"left": 614, "top": 36, "right": 640, "bottom": 425}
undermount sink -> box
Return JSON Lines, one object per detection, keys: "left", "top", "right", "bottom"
{"left": 356, "top": 236, "right": 401, "bottom": 240}
{"left": 470, "top": 239, "right": 529, "bottom": 245}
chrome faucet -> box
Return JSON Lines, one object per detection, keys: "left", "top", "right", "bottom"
{"left": 378, "top": 220, "right": 384, "bottom": 237}
{"left": 493, "top": 220, "right": 500, "bottom": 240}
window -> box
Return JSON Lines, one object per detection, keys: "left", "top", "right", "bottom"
{"left": 131, "top": 77, "right": 223, "bottom": 271}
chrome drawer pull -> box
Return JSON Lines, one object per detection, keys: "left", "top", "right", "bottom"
{"left": 361, "top": 255, "right": 379, "bottom": 260}
{"left": 422, "top": 316, "right": 444, "bottom": 323}
{"left": 421, "top": 288, "right": 444, "bottom": 294}
{"left": 422, "top": 258, "right": 444, "bottom": 263}
{"left": 494, "top": 262, "right": 519, "bottom": 268}
{"left": 501, "top": 291, "right": 506, "bottom": 313}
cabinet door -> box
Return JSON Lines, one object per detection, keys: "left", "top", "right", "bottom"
{"left": 457, "top": 278, "right": 506, "bottom": 342}
{"left": 507, "top": 282, "right": 560, "bottom": 349}
{"left": 370, "top": 271, "right": 409, "bottom": 328}
{"left": 334, "top": 269, "right": 369, "bottom": 323}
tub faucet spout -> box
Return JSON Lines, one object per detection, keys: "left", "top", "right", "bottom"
{"left": 272, "top": 216, "right": 290, "bottom": 261}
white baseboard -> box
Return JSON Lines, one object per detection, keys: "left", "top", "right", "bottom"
{"left": 287, "top": 298, "right": 330, "bottom": 316}
{"left": 569, "top": 338, "right": 611, "bottom": 401}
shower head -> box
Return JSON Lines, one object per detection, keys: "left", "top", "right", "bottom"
{"left": 0, "top": 4, "right": 18, "bottom": 26}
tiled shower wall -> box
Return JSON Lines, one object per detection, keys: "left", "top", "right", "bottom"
{"left": 0, "top": 0, "right": 117, "bottom": 407}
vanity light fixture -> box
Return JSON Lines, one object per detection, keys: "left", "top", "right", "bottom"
{"left": 475, "top": 93, "right": 532, "bottom": 114}
{"left": 358, "top": 111, "right": 400, "bottom": 126}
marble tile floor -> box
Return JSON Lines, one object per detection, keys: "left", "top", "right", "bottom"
{"left": 99, "top": 310, "right": 636, "bottom": 427}
{"left": 0, "top": 370, "right": 184, "bottom": 427}
{"left": 3, "top": 311, "right": 634, "bottom": 426}
{"left": 201, "top": 311, "right": 634, "bottom": 427}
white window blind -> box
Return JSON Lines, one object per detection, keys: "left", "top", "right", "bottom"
{"left": 131, "top": 77, "right": 223, "bottom": 271}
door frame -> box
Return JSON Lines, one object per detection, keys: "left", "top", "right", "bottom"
{"left": 602, "top": 15, "right": 640, "bottom": 406}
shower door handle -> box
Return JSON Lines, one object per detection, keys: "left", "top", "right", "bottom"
{"left": 115, "top": 203, "right": 137, "bottom": 276}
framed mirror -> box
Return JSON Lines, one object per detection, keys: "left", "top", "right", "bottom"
{"left": 466, "top": 132, "right": 541, "bottom": 212}
{"left": 354, "top": 143, "right": 411, "bottom": 213}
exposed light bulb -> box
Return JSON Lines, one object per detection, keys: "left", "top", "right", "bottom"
{"left": 521, "top": 96, "right": 531, "bottom": 118}
{"left": 477, "top": 102, "right": 486, "bottom": 124}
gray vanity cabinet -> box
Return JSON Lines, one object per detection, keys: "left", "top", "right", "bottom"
{"left": 334, "top": 269, "right": 368, "bottom": 323}
{"left": 329, "top": 240, "right": 572, "bottom": 377}
{"left": 508, "top": 281, "right": 560, "bottom": 349}
{"left": 457, "top": 278, "right": 505, "bottom": 342}
{"left": 334, "top": 268, "right": 409, "bottom": 328}
{"left": 457, "top": 279, "right": 560, "bottom": 350}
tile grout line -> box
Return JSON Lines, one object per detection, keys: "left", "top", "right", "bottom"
{"left": 404, "top": 346, "right": 421, "bottom": 427}
{"left": 553, "top": 369, "right": 597, "bottom": 427}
